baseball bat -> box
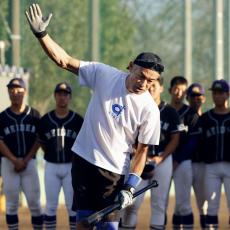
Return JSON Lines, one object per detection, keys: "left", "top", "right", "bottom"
{"left": 79, "top": 180, "right": 158, "bottom": 227}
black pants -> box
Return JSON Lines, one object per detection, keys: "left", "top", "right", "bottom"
{"left": 71, "top": 154, "right": 125, "bottom": 220}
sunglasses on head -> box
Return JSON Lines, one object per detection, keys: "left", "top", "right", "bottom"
{"left": 134, "top": 59, "right": 164, "bottom": 73}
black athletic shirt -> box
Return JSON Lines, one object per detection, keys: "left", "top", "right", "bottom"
{"left": 38, "top": 110, "right": 83, "bottom": 163}
{"left": 148, "top": 101, "right": 181, "bottom": 155}
{"left": 172, "top": 104, "right": 199, "bottom": 163}
{"left": 192, "top": 109, "right": 230, "bottom": 163}
{"left": 0, "top": 106, "right": 40, "bottom": 158}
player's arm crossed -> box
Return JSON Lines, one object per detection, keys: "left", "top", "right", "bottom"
{"left": 0, "top": 140, "right": 18, "bottom": 163}
{"left": 23, "top": 140, "right": 41, "bottom": 165}
{"left": 150, "top": 133, "right": 180, "bottom": 165}
{"left": 0, "top": 140, "right": 25, "bottom": 172}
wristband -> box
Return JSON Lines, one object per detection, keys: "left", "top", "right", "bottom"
{"left": 34, "top": 30, "right": 47, "bottom": 38}
{"left": 123, "top": 173, "right": 141, "bottom": 194}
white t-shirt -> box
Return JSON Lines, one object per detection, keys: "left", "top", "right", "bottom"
{"left": 71, "top": 61, "right": 160, "bottom": 175}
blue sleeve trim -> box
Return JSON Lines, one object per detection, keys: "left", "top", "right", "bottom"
{"left": 126, "top": 173, "right": 141, "bottom": 189}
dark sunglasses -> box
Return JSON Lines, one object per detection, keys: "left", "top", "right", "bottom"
{"left": 134, "top": 59, "right": 164, "bottom": 74}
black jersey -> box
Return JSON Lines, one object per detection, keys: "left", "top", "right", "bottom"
{"left": 173, "top": 104, "right": 199, "bottom": 162}
{"left": 38, "top": 110, "right": 83, "bottom": 163}
{"left": 190, "top": 114, "right": 203, "bottom": 163}
{"left": 193, "top": 109, "right": 230, "bottom": 163}
{"left": 149, "top": 101, "right": 181, "bottom": 155}
{"left": 0, "top": 106, "right": 40, "bottom": 158}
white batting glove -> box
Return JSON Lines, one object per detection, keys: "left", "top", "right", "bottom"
{"left": 116, "top": 173, "right": 141, "bottom": 209}
{"left": 118, "top": 189, "right": 133, "bottom": 209}
{"left": 25, "top": 3, "right": 52, "bottom": 38}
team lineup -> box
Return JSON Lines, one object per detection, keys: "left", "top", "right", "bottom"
{"left": 0, "top": 3, "right": 229, "bottom": 230}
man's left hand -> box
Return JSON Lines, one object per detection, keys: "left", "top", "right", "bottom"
{"left": 117, "top": 189, "right": 133, "bottom": 209}
{"left": 25, "top": 4, "right": 52, "bottom": 34}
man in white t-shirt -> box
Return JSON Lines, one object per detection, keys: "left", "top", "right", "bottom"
{"left": 26, "top": 4, "right": 164, "bottom": 229}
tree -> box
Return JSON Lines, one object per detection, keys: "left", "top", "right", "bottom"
{"left": 124, "top": 0, "right": 215, "bottom": 108}
{"left": 99, "top": 0, "right": 137, "bottom": 69}
{"left": 20, "top": 1, "right": 90, "bottom": 115}
{"left": 0, "top": 0, "right": 220, "bottom": 113}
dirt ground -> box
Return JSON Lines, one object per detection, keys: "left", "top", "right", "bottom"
{"left": 0, "top": 194, "right": 229, "bottom": 229}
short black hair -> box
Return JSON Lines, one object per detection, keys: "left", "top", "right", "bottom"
{"left": 133, "top": 52, "right": 164, "bottom": 74}
{"left": 169, "top": 76, "right": 187, "bottom": 89}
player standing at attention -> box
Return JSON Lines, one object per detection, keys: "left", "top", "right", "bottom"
{"left": 38, "top": 82, "right": 83, "bottom": 230}
{"left": 120, "top": 77, "right": 181, "bottom": 230}
{"left": 186, "top": 83, "right": 206, "bottom": 117}
{"left": 191, "top": 79, "right": 230, "bottom": 229}
{"left": 0, "top": 78, "right": 43, "bottom": 230}
{"left": 25, "top": 4, "right": 163, "bottom": 230}
{"left": 186, "top": 83, "right": 206, "bottom": 228}
{"left": 169, "top": 76, "right": 199, "bottom": 229}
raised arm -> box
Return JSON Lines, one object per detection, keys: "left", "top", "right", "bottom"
{"left": 25, "top": 4, "right": 80, "bottom": 74}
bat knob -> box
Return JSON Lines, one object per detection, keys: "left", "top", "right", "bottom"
{"left": 78, "top": 219, "right": 91, "bottom": 228}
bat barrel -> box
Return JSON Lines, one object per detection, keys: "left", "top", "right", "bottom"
{"left": 87, "top": 202, "right": 121, "bottom": 226}
{"left": 80, "top": 179, "right": 159, "bottom": 227}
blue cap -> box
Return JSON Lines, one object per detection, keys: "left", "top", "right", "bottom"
{"left": 187, "top": 83, "right": 205, "bottom": 96}
{"left": 7, "top": 78, "right": 26, "bottom": 89}
{"left": 54, "top": 82, "right": 72, "bottom": 94}
{"left": 209, "top": 79, "right": 229, "bottom": 92}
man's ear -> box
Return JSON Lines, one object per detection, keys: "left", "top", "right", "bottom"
{"left": 127, "top": 61, "right": 134, "bottom": 71}
{"left": 160, "top": 85, "right": 164, "bottom": 94}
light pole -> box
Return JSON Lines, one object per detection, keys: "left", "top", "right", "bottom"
{"left": 0, "top": 41, "right": 6, "bottom": 65}
{"left": 10, "top": 0, "right": 21, "bottom": 66}
{"left": 214, "top": 0, "right": 224, "bottom": 80}
{"left": 184, "top": 0, "right": 192, "bottom": 85}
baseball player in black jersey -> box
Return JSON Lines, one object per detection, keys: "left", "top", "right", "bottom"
{"left": 120, "top": 77, "right": 181, "bottom": 229}
{"left": 186, "top": 83, "right": 207, "bottom": 228}
{"left": 0, "top": 78, "right": 43, "bottom": 230}
{"left": 169, "top": 76, "right": 199, "bottom": 229}
{"left": 38, "top": 82, "right": 83, "bottom": 230}
{"left": 191, "top": 79, "right": 230, "bottom": 229}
